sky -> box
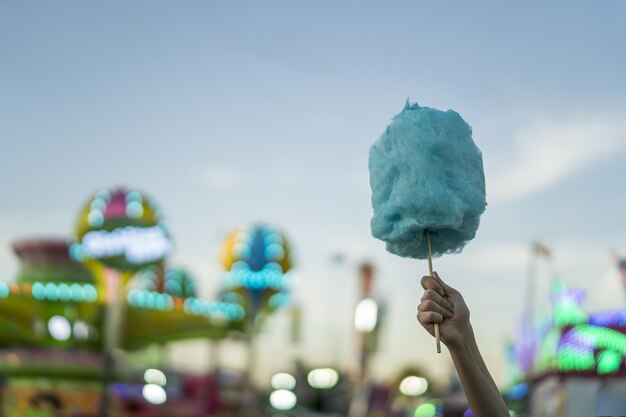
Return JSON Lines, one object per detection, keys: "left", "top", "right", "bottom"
{"left": 1, "top": 1, "right": 626, "bottom": 387}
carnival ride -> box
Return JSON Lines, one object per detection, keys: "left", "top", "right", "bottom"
{"left": 0, "top": 186, "right": 293, "bottom": 417}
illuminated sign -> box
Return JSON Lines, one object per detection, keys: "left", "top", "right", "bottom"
{"left": 81, "top": 226, "right": 171, "bottom": 264}
{"left": 74, "top": 187, "right": 172, "bottom": 271}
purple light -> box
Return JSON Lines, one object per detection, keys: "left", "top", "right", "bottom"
{"left": 552, "top": 288, "right": 585, "bottom": 307}
{"left": 588, "top": 310, "right": 626, "bottom": 327}
{"left": 463, "top": 409, "right": 474, "bottom": 417}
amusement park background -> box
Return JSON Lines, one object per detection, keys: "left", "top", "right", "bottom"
{"left": 1, "top": 1, "right": 626, "bottom": 417}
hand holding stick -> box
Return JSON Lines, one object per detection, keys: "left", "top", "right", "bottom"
{"left": 425, "top": 230, "right": 441, "bottom": 353}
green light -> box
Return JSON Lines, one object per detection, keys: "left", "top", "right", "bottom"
{"left": 414, "top": 403, "right": 436, "bottom": 417}
{"left": 597, "top": 350, "right": 622, "bottom": 374}
{"left": 558, "top": 345, "right": 594, "bottom": 372}
{"left": 552, "top": 280, "right": 567, "bottom": 292}
{"left": 554, "top": 304, "right": 587, "bottom": 327}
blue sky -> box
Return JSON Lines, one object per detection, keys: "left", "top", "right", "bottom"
{"left": 1, "top": 1, "right": 626, "bottom": 386}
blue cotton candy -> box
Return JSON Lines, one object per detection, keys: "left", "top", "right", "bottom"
{"left": 369, "top": 101, "right": 486, "bottom": 259}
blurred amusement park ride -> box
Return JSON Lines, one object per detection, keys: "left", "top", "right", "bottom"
{"left": 0, "top": 186, "right": 293, "bottom": 417}
{"left": 1, "top": 186, "right": 626, "bottom": 417}
{"left": 501, "top": 247, "right": 626, "bottom": 416}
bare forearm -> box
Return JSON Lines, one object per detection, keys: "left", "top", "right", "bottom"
{"left": 448, "top": 326, "right": 509, "bottom": 417}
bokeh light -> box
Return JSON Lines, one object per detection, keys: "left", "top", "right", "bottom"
{"left": 399, "top": 376, "right": 428, "bottom": 396}
{"left": 48, "top": 315, "right": 71, "bottom": 341}
{"left": 414, "top": 403, "right": 436, "bottom": 417}
{"left": 269, "top": 389, "right": 297, "bottom": 410}
{"left": 271, "top": 372, "right": 296, "bottom": 390}
{"left": 307, "top": 368, "right": 339, "bottom": 389}
{"left": 144, "top": 368, "right": 167, "bottom": 386}
{"left": 142, "top": 384, "right": 167, "bottom": 405}
{"left": 75, "top": 186, "right": 172, "bottom": 271}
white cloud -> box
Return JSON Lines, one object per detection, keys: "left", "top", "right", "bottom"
{"left": 487, "top": 118, "right": 626, "bottom": 204}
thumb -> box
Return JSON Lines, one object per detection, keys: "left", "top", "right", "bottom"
{"left": 433, "top": 271, "right": 457, "bottom": 295}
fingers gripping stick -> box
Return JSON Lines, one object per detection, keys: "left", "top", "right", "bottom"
{"left": 426, "top": 231, "right": 441, "bottom": 353}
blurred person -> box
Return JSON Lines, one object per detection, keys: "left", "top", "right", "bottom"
{"left": 417, "top": 272, "right": 509, "bottom": 417}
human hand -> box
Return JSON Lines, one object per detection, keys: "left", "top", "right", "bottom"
{"left": 417, "top": 272, "right": 472, "bottom": 350}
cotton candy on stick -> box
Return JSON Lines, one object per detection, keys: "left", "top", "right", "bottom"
{"left": 369, "top": 101, "right": 487, "bottom": 353}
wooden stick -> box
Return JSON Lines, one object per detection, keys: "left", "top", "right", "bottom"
{"left": 426, "top": 231, "right": 441, "bottom": 353}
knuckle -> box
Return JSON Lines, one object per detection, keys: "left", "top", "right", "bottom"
{"left": 424, "top": 312, "right": 436, "bottom": 322}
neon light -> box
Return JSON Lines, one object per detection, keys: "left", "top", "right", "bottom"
{"left": 414, "top": 403, "right": 436, "bottom": 417}
{"left": 128, "top": 290, "right": 244, "bottom": 320}
{"left": 223, "top": 263, "right": 288, "bottom": 291}
{"left": 558, "top": 325, "right": 626, "bottom": 372}
{"left": 0, "top": 282, "right": 9, "bottom": 298}
{"left": 81, "top": 226, "right": 171, "bottom": 264}
{"left": 589, "top": 310, "right": 626, "bottom": 327}
{"left": 597, "top": 350, "right": 621, "bottom": 374}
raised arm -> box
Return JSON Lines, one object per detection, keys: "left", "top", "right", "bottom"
{"left": 417, "top": 272, "right": 509, "bottom": 417}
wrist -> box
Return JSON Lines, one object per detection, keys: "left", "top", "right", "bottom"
{"left": 446, "top": 324, "right": 475, "bottom": 354}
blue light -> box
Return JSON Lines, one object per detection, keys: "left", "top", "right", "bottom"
{"left": 127, "top": 289, "right": 138, "bottom": 306}
{"left": 232, "top": 261, "right": 248, "bottom": 270}
{"left": 146, "top": 292, "right": 156, "bottom": 309}
{"left": 45, "top": 283, "right": 58, "bottom": 301}
{"left": 126, "top": 201, "right": 144, "bottom": 218}
{"left": 70, "top": 283, "right": 84, "bottom": 301}
{"left": 269, "top": 293, "right": 289, "bottom": 309}
{"left": 58, "top": 284, "right": 71, "bottom": 301}
{"left": 265, "top": 244, "right": 285, "bottom": 261}
{"left": 32, "top": 282, "right": 45, "bottom": 300}
{"left": 95, "top": 188, "right": 111, "bottom": 201}
{"left": 164, "top": 281, "right": 182, "bottom": 297}
{"left": 0, "top": 282, "right": 9, "bottom": 298}
{"left": 69, "top": 243, "right": 87, "bottom": 262}
{"left": 83, "top": 284, "right": 98, "bottom": 302}
{"left": 165, "top": 270, "right": 181, "bottom": 281}
{"left": 264, "top": 233, "right": 284, "bottom": 245}
{"left": 249, "top": 274, "right": 263, "bottom": 290}
{"left": 156, "top": 294, "right": 167, "bottom": 310}
{"left": 125, "top": 191, "right": 142, "bottom": 203}
{"left": 87, "top": 210, "right": 104, "bottom": 228}
{"left": 266, "top": 262, "right": 282, "bottom": 272}
{"left": 135, "top": 291, "right": 146, "bottom": 307}
{"left": 508, "top": 383, "right": 529, "bottom": 400}
{"left": 191, "top": 299, "right": 202, "bottom": 314}
{"left": 90, "top": 198, "right": 107, "bottom": 211}
{"left": 226, "top": 304, "right": 239, "bottom": 319}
